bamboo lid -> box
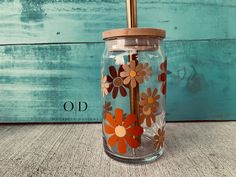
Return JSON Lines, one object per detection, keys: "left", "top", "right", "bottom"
{"left": 103, "top": 28, "right": 165, "bottom": 40}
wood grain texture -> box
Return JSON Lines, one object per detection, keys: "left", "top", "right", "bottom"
{"left": 1, "top": 39, "right": 236, "bottom": 122}
{"left": 0, "top": 0, "right": 235, "bottom": 44}
{"left": 0, "top": 122, "right": 235, "bottom": 177}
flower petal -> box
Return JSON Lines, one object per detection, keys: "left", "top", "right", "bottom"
{"left": 118, "top": 138, "right": 126, "bottom": 154}
{"left": 122, "top": 64, "right": 130, "bottom": 72}
{"left": 102, "top": 75, "right": 107, "bottom": 82}
{"left": 102, "top": 89, "right": 105, "bottom": 97}
{"left": 152, "top": 106, "right": 158, "bottom": 113}
{"left": 139, "top": 100, "right": 147, "bottom": 106}
{"left": 112, "top": 87, "right": 118, "bottom": 99}
{"left": 107, "top": 75, "right": 113, "bottom": 82}
{"left": 156, "top": 142, "right": 161, "bottom": 150}
{"left": 154, "top": 135, "right": 158, "bottom": 140}
{"left": 118, "top": 65, "right": 124, "bottom": 74}
{"left": 160, "top": 60, "right": 167, "bottom": 71}
{"left": 146, "top": 117, "right": 152, "bottom": 127}
{"left": 139, "top": 114, "right": 145, "bottom": 124}
{"left": 119, "top": 86, "right": 127, "bottom": 97}
{"left": 138, "top": 70, "right": 146, "bottom": 77}
{"left": 104, "top": 124, "right": 115, "bottom": 134}
{"left": 159, "top": 73, "right": 166, "bottom": 82}
{"left": 123, "top": 76, "right": 131, "bottom": 85}
{"left": 141, "top": 92, "right": 148, "bottom": 99}
{"left": 130, "top": 60, "right": 136, "bottom": 70}
{"left": 109, "top": 66, "right": 117, "bottom": 78}
{"left": 108, "top": 134, "right": 117, "bottom": 147}
{"left": 160, "top": 142, "right": 164, "bottom": 148}
{"left": 124, "top": 135, "right": 140, "bottom": 148}
{"left": 130, "top": 78, "right": 136, "bottom": 88}
{"left": 126, "top": 126, "right": 143, "bottom": 136}
{"left": 120, "top": 71, "right": 129, "bottom": 77}
{"left": 123, "top": 114, "right": 136, "bottom": 128}
{"left": 147, "top": 88, "right": 151, "bottom": 96}
{"left": 152, "top": 88, "right": 157, "bottom": 97}
{"left": 158, "top": 128, "right": 162, "bottom": 135}
{"left": 153, "top": 102, "right": 159, "bottom": 109}
{"left": 115, "top": 108, "right": 123, "bottom": 126}
{"left": 135, "top": 76, "right": 144, "bottom": 84}
{"left": 106, "top": 101, "right": 111, "bottom": 106}
{"left": 150, "top": 114, "right": 156, "bottom": 123}
{"left": 105, "top": 112, "right": 116, "bottom": 127}
{"left": 162, "top": 127, "right": 165, "bottom": 134}
{"left": 154, "top": 94, "right": 160, "bottom": 100}
{"left": 107, "top": 83, "right": 113, "bottom": 93}
{"left": 135, "top": 63, "right": 143, "bottom": 72}
{"left": 107, "top": 106, "right": 112, "bottom": 112}
{"left": 162, "top": 82, "right": 166, "bottom": 95}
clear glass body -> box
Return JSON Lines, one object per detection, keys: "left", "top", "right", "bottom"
{"left": 101, "top": 37, "right": 167, "bottom": 163}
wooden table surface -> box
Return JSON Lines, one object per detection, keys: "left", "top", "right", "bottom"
{"left": 0, "top": 122, "right": 235, "bottom": 177}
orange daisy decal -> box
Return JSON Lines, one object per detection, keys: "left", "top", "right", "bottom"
{"left": 154, "top": 127, "right": 165, "bottom": 150}
{"left": 104, "top": 108, "right": 143, "bottom": 154}
{"left": 120, "top": 60, "right": 145, "bottom": 88}
{"left": 158, "top": 60, "right": 167, "bottom": 95}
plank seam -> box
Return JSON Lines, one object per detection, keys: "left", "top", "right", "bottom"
{"left": 0, "top": 38, "right": 236, "bottom": 46}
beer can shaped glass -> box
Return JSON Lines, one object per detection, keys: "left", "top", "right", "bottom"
{"left": 101, "top": 28, "right": 166, "bottom": 163}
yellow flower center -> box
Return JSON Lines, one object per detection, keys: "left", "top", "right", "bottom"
{"left": 143, "top": 107, "right": 151, "bottom": 116}
{"left": 129, "top": 70, "right": 136, "bottom": 78}
{"left": 115, "top": 125, "right": 126, "bottom": 137}
{"left": 148, "top": 97, "right": 154, "bottom": 104}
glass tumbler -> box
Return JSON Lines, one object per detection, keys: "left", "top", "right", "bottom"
{"left": 101, "top": 28, "right": 166, "bottom": 163}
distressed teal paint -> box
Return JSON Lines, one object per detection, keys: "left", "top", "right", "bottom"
{"left": 0, "top": 40, "right": 236, "bottom": 122}
{"left": 0, "top": 0, "right": 236, "bottom": 44}
{"left": 0, "top": 0, "right": 236, "bottom": 122}
{"left": 0, "top": 44, "right": 101, "bottom": 122}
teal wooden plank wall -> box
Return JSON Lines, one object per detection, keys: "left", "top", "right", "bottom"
{"left": 0, "top": 0, "right": 236, "bottom": 122}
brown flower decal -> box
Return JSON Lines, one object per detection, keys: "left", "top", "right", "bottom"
{"left": 103, "top": 101, "right": 112, "bottom": 118}
{"left": 140, "top": 88, "right": 160, "bottom": 109}
{"left": 158, "top": 60, "right": 167, "bottom": 95}
{"left": 104, "top": 108, "right": 143, "bottom": 154}
{"left": 107, "top": 65, "right": 127, "bottom": 99}
{"left": 143, "top": 63, "right": 152, "bottom": 81}
{"left": 139, "top": 105, "right": 158, "bottom": 127}
{"left": 154, "top": 127, "right": 165, "bottom": 150}
{"left": 139, "top": 88, "right": 160, "bottom": 127}
{"left": 120, "top": 60, "right": 145, "bottom": 88}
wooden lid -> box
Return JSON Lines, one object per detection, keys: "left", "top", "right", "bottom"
{"left": 103, "top": 28, "right": 165, "bottom": 40}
